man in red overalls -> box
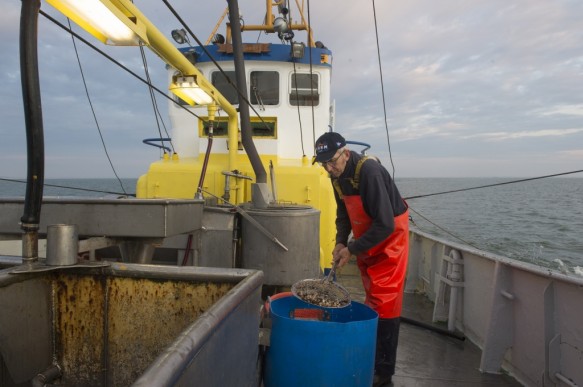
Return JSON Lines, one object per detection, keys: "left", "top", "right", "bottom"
{"left": 314, "top": 132, "right": 409, "bottom": 387}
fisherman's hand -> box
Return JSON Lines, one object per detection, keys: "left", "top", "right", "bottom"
{"left": 333, "top": 245, "right": 352, "bottom": 268}
{"left": 332, "top": 243, "right": 345, "bottom": 258}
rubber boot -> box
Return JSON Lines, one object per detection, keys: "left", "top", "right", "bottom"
{"left": 373, "top": 317, "right": 400, "bottom": 386}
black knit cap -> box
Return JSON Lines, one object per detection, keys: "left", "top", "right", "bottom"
{"left": 313, "top": 132, "right": 346, "bottom": 164}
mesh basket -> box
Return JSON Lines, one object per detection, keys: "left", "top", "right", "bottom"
{"left": 291, "top": 279, "right": 351, "bottom": 308}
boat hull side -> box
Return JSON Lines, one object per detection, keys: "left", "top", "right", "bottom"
{"left": 407, "top": 226, "right": 583, "bottom": 387}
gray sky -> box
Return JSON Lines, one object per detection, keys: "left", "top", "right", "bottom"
{"left": 1, "top": 0, "right": 582, "bottom": 178}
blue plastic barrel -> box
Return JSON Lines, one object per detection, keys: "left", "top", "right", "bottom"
{"left": 264, "top": 295, "right": 378, "bottom": 387}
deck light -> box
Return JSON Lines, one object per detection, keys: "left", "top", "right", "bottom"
{"left": 46, "top": 0, "right": 147, "bottom": 45}
{"left": 291, "top": 42, "right": 305, "bottom": 59}
{"left": 171, "top": 29, "right": 188, "bottom": 45}
{"left": 212, "top": 34, "right": 226, "bottom": 45}
{"left": 170, "top": 76, "right": 213, "bottom": 105}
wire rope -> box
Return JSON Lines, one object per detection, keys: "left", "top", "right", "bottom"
{"left": 0, "top": 177, "right": 135, "bottom": 197}
{"left": 402, "top": 169, "right": 583, "bottom": 253}
{"left": 138, "top": 45, "right": 175, "bottom": 155}
{"left": 408, "top": 206, "right": 480, "bottom": 249}
{"left": 40, "top": 10, "right": 204, "bottom": 123}
{"left": 371, "top": 0, "right": 396, "bottom": 178}
{"left": 66, "top": 19, "right": 127, "bottom": 195}
{"left": 161, "top": 0, "right": 273, "bottom": 133}
{"left": 291, "top": 60, "right": 306, "bottom": 155}
{"left": 403, "top": 169, "right": 583, "bottom": 201}
{"left": 306, "top": 0, "right": 317, "bottom": 156}
{"left": 35, "top": 4, "right": 583, "bottom": 255}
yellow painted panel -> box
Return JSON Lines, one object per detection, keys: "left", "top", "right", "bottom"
{"left": 136, "top": 154, "right": 337, "bottom": 270}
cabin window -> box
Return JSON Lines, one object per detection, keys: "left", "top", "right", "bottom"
{"left": 200, "top": 117, "right": 277, "bottom": 138}
{"left": 211, "top": 71, "right": 238, "bottom": 104}
{"left": 250, "top": 71, "right": 279, "bottom": 106}
{"left": 289, "top": 73, "right": 319, "bottom": 106}
{"left": 249, "top": 118, "right": 277, "bottom": 137}
{"left": 201, "top": 119, "right": 229, "bottom": 137}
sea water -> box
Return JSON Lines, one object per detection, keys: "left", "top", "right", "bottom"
{"left": 1, "top": 177, "right": 582, "bottom": 275}
{"left": 397, "top": 177, "right": 583, "bottom": 275}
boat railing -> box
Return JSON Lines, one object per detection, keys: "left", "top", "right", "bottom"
{"left": 408, "top": 225, "right": 583, "bottom": 386}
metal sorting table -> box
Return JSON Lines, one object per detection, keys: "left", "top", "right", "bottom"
{"left": 0, "top": 197, "right": 204, "bottom": 238}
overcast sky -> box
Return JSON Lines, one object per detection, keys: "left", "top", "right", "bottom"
{"left": 1, "top": 0, "right": 582, "bottom": 179}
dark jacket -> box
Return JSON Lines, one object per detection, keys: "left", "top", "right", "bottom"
{"left": 332, "top": 151, "right": 407, "bottom": 255}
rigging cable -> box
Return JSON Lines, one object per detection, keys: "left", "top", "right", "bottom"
{"left": 306, "top": 0, "right": 317, "bottom": 157}
{"left": 407, "top": 206, "right": 480, "bottom": 249}
{"left": 251, "top": 2, "right": 307, "bottom": 156}
{"left": 291, "top": 59, "right": 306, "bottom": 155}
{"left": 138, "top": 45, "right": 175, "bottom": 155}
{"left": 40, "top": 10, "right": 205, "bottom": 123}
{"left": 255, "top": 14, "right": 265, "bottom": 44}
{"left": 403, "top": 169, "right": 583, "bottom": 201}
{"left": 371, "top": 0, "right": 396, "bottom": 178}
{"left": 66, "top": 19, "right": 127, "bottom": 195}
{"left": 0, "top": 177, "right": 135, "bottom": 197}
{"left": 402, "top": 169, "right": 583, "bottom": 251}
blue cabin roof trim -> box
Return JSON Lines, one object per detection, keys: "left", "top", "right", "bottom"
{"left": 179, "top": 44, "right": 332, "bottom": 67}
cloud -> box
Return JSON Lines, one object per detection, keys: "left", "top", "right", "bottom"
{"left": 462, "top": 128, "right": 583, "bottom": 141}
{"left": 541, "top": 104, "right": 583, "bottom": 117}
{"left": 1, "top": 0, "right": 583, "bottom": 178}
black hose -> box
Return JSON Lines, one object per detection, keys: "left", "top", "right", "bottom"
{"left": 19, "top": 0, "right": 44, "bottom": 230}
{"left": 227, "top": 0, "right": 267, "bottom": 184}
{"left": 401, "top": 316, "right": 466, "bottom": 341}
{"left": 196, "top": 123, "right": 213, "bottom": 199}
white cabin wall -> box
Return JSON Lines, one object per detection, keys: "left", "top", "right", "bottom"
{"left": 169, "top": 61, "right": 332, "bottom": 159}
{"left": 274, "top": 63, "right": 332, "bottom": 159}
{"left": 167, "top": 70, "right": 202, "bottom": 158}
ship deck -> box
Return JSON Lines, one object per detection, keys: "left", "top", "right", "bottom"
{"left": 337, "top": 260, "right": 522, "bottom": 387}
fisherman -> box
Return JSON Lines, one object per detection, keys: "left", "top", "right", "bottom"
{"left": 314, "top": 132, "right": 409, "bottom": 387}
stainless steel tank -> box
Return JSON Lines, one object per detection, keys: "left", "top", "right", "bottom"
{"left": 241, "top": 205, "right": 320, "bottom": 286}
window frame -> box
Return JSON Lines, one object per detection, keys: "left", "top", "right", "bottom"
{"left": 289, "top": 72, "right": 320, "bottom": 107}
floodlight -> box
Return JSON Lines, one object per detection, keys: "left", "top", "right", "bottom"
{"left": 291, "top": 42, "right": 305, "bottom": 59}
{"left": 46, "top": 0, "right": 147, "bottom": 45}
{"left": 171, "top": 29, "right": 188, "bottom": 45}
{"left": 170, "top": 76, "right": 213, "bottom": 105}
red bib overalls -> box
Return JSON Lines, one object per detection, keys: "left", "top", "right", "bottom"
{"left": 343, "top": 195, "right": 409, "bottom": 318}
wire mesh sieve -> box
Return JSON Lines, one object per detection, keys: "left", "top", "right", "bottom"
{"left": 291, "top": 278, "right": 351, "bottom": 308}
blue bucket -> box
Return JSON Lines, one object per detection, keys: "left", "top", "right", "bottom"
{"left": 264, "top": 295, "right": 378, "bottom": 387}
